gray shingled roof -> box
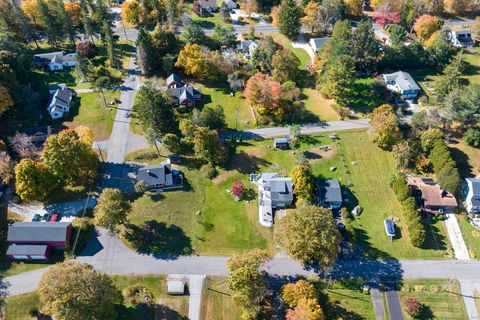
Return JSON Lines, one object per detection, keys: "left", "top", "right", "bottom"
{"left": 266, "top": 178, "right": 293, "bottom": 202}
{"left": 316, "top": 178, "right": 342, "bottom": 203}
{"left": 167, "top": 73, "right": 182, "bottom": 86}
{"left": 7, "top": 222, "right": 71, "bottom": 242}
{"left": 137, "top": 165, "right": 171, "bottom": 186}
{"left": 6, "top": 244, "right": 48, "bottom": 255}
{"left": 383, "top": 71, "right": 421, "bottom": 92}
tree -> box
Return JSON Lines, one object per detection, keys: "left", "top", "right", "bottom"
{"left": 75, "top": 126, "right": 94, "bottom": 146}
{"left": 290, "top": 164, "right": 314, "bottom": 204}
{"left": 472, "top": 17, "right": 480, "bottom": 39}
{"left": 278, "top": 0, "right": 301, "bottom": 39}
{"left": 240, "top": 0, "right": 259, "bottom": 14}
{"left": 151, "top": 24, "right": 177, "bottom": 56}
{"left": 192, "top": 127, "right": 228, "bottom": 165}
{"left": 0, "top": 154, "right": 13, "bottom": 185}
{"left": 244, "top": 72, "right": 283, "bottom": 123}
{"left": 370, "top": 106, "right": 401, "bottom": 150}
{"left": 421, "top": 128, "right": 444, "bottom": 151}
{"left": 231, "top": 180, "right": 245, "bottom": 199}
{"left": 192, "top": 105, "right": 226, "bottom": 129}
{"left": 162, "top": 134, "right": 183, "bottom": 153}
{"left": 464, "top": 128, "right": 480, "bottom": 148}
{"left": 9, "top": 132, "right": 40, "bottom": 160}
{"left": 76, "top": 40, "right": 97, "bottom": 58}
{"left": 102, "top": 21, "right": 118, "bottom": 68}
{"left": 435, "top": 54, "right": 466, "bottom": 101}
{"left": 94, "top": 188, "right": 131, "bottom": 234}
{"left": 183, "top": 22, "right": 205, "bottom": 44}
{"left": 371, "top": 3, "right": 400, "bottom": 28}
{"left": 301, "top": 2, "right": 322, "bottom": 34}
{"left": 392, "top": 141, "right": 417, "bottom": 171}
{"left": 444, "top": 0, "right": 468, "bottom": 14}
{"left": 227, "top": 72, "right": 245, "bottom": 92}
{"left": 427, "top": 28, "right": 456, "bottom": 68}
{"left": 134, "top": 82, "right": 178, "bottom": 135}
{"left": 121, "top": 0, "right": 142, "bottom": 25}
{"left": 351, "top": 19, "right": 379, "bottom": 74}
{"left": 437, "top": 163, "right": 460, "bottom": 193}
{"left": 94, "top": 76, "right": 110, "bottom": 113}
{"left": 213, "top": 25, "right": 237, "bottom": 46}
{"left": 271, "top": 49, "right": 300, "bottom": 83}
{"left": 0, "top": 84, "right": 13, "bottom": 116}
{"left": 42, "top": 129, "right": 98, "bottom": 186}
{"left": 281, "top": 280, "right": 317, "bottom": 308}
{"left": 252, "top": 36, "right": 278, "bottom": 73}
{"left": 64, "top": 1, "right": 81, "bottom": 26}
{"left": 136, "top": 27, "right": 157, "bottom": 76}
{"left": 413, "top": 14, "right": 442, "bottom": 41}
{"left": 286, "top": 298, "right": 324, "bottom": 320}
{"left": 21, "top": 0, "right": 40, "bottom": 27}
{"left": 344, "top": 0, "right": 363, "bottom": 16}
{"left": 14, "top": 159, "right": 56, "bottom": 201}
{"left": 226, "top": 249, "right": 272, "bottom": 319}
{"left": 38, "top": 261, "right": 122, "bottom": 320}
{"left": 388, "top": 24, "right": 407, "bottom": 46}
{"left": 321, "top": 55, "right": 356, "bottom": 107}
{"left": 403, "top": 296, "right": 423, "bottom": 317}
{"left": 219, "top": 2, "right": 231, "bottom": 21}
{"left": 175, "top": 44, "right": 208, "bottom": 79}
{"left": 276, "top": 206, "right": 341, "bottom": 266}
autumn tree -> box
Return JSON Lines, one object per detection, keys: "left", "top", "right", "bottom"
{"left": 231, "top": 180, "right": 245, "bottom": 199}
{"left": 276, "top": 206, "right": 341, "bottom": 266}
{"left": 74, "top": 126, "right": 94, "bottom": 146}
{"left": 403, "top": 296, "right": 423, "bottom": 317}
{"left": 240, "top": 0, "right": 259, "bottom": 15}
{"left": 94, "top": 188, "right": 131, "bottom": 234}
{"left": 370, "top": 105, "right": 401, "bottom": 150}
{"left": 272, "top": 49, "right": 300, "bottom": 83}
{"left": 286, "top": 298, "right": 324, "bottom": 320}
{"left": 9, "top": 132, "right": 40, "bottom": 160}
{"left": 0, "top": 154, "right": 13, "bottom": 185}
{"left": 372, "top": 3, "right": 400, "bottom": 28}
{"left": 290, "top": 164, "right": 314, "bottom": 205}
{"left": 193, "top": 127, "right": 228, "bottom": 165}
{"left": 413, "top": 14, "right": 442, "bottom": 41}
{"left": 344, "top": 0, "right": 364, "bottom": 16}
{"left": 244, "top": 72, "right": 283, "bottom": 123}
{"left": 42, "top": 129, "right": 98, "bottom": 186}
{"left": 14, "top": 159, "right": 56, "bottom": 201}
{"left": 227, "top": 249, "right": 272, "bottom": 319}
{"left": 162, "top": 134, "right": 183, "bottom": 154}
{"left": 0, "top": 85, "right": 14, "bottom": 116}
{"left": 76, "top": 40, "right": 97, "bottom": 58}
{"left": 302, "top": 2, "right": 322, "bottom": 34}
{"left": 64, "top": 1, "right": 81, "bottom": 26}
{"left": 281, "top": 280, "right": 317, "bottom": 308}
{"left": 121, "top": 0, "right": 143, "bottom": 25}
{"left": 21, "top": 0, "right": 40, "bottom": 27}
{"left": 38, "top": 261, "right": 122, "bottom": 320}
{"left": 175, "top": 44, "right": 208, "bottom": 79}
{"left": 278, "top": 0, "right": 301, "bottom": 39}
{"left": 444, "top": 0, "right": 469, "bottom": 14}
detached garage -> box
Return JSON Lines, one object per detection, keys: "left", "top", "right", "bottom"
{"left": 6, "top": 244, "right": 51, "bottom": 260}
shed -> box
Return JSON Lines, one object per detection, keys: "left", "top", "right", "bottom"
{"left": 167, "top": 279, "right": 186, "bottom": 295}
{"left": 274, "top": 138, "right": 290, "bottom": 150}
{"left": 6, "top": 244, "right": 51, "bottom": 260}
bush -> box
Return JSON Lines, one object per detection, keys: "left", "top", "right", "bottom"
{"left": 134, "top": 180, "right": 147, "bottom": 194}
{"left": 201, "top": 164, "right": 217, "bottom": 179}
{"left": 122, "top": 285, "right": 153, "bottom": 305}
{"left": 231, "top": 180, "right": 245, "bottom": 200}
{"left": 403, "top": 296, "right": 423, "bottom": 317}
{"left": 464, "top": 128, "right": 480, "bottom": 148}
{"left": 437, "top": 163, "right": 460, "bottom": 194}
{"left": 76, "top": 40, "right": 97, "bottom": 58}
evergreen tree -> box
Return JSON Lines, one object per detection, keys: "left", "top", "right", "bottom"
{"left": 102, "top": 21, "right": 118, "bottom": 68}
{"left": 37, "top": 0, "right": 64, "bottom": 46}
{"left": 351, "top": 19, "right": 379, "bottom": 75}
{"left": 54, "top": 0, "right": 76, "bottom": 46}
{"left": 136, "top": 27, "right": 156, "bottom": 76}
{"left": 278, "top": 0, "right": 301, "bottom": 39}
{"left": 80, "top": 0, "right": 95, "bottom": 41}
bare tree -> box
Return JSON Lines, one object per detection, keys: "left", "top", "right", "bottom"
{"left": 227, "top": 72, "right": 245, "bottom": 92}
{"left": 9, "top": 133, "right": 41, "bottom": 160}
{"left": 0, "top": 154, "right": 13, "bottom": 185}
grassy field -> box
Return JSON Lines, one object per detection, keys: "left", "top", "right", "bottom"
{"left": 201, "top": 277, "right": 242, "bottom": 320}
{"left": 448, "top": 137, "right": 480, "bottom": 178}
{"left": 320, "top": 282, "right": 375, "bottom": 320}
{"left": 270, "top": 33, "right": 311, "bottom": 69}
{"left": 4, "top": 292, "right": 39, "bottom": 320}
{"left": 303, "top": 88, "right": 340, "bottom": 121}
{"left": 399, "top": 279, "right": 468, "bottom": 320}
{"left": 458, "top": 215, "right": 480, "bottom": 259}
{"left": 63, "top": 91, "right": 119, "bottom": 140}
{"left": 126, "top": 129, "right": 447, "bottom": 258}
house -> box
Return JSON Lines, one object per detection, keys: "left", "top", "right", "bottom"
{"left": 166, "top": 84, "right": 202, "bottom": 108}
{"left": 48, "top": 83, "right": 68, "bottom": 95}
{"left": 383, "top": 71, "right": 421, "bottom": 100}
{"left": 250, "top": 173, "right": 293, "bottom": 227}
{"left": 194, "top": 0, "right": 217, "bottom": 14}
{"left": 22, "top": 126, "right": 53, "bottom": 145}
{"left": 137, "top": 162, "right": 183, "bottom": 191}
{"left": 167, "top": 278, "right": 187, "bottom": 295}
{"left": 463, "top": 178, "right": 480, "bottom": 215}
{"left": 237, "top": 40, "right": 259, "bottom": 58}
{"left": 315, "top": 178, "right": 342, "bottom": 210}
{"left": 449, "top": 29, "right": 475, "bottom": 48}
{"left": 48, "top": 86, "right": 75, "bottom": 119}
{"left": 407, "top": 176, "right": 458, "bottom": 214}
{"left": 274, "top": 138, "right": 290, "bottom": 150}
{"left": 6, "top": 222, "right": 72, "bottom": 260}
{"left": 309, "top": 37, "right": 329, "bottom": 52}
{"left": 166, "top": 73, "right": 184, "bottom": 88}
{"left": 33, "top": 51, "right": 77, "bottom": 71}
{"left": 223, "top": 0, "right": 237, "bottom": 9}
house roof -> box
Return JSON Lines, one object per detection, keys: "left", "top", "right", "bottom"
{"left": 7, "top": 222, "right": 71, "bottom": 243}
{"left": 383, "top": 71, "right": 421, "bottom": 92}
{"left": 310, "top": 38, "right": 328, "bottom": 51}
{"left": 138, "top": 164, "right": 172, "bottom": 186}
{"left": 167, "top": 279, "right": 185, "bottom": 294}
{"left": 264, "top": 176, "right": 293, "bottom": 202}
{"left": 49, "top": 88, "right": 73, "bottom": 110}
{"left": 223, "top": 0, "right": 236, "bottom": 6}
{"left": 6, "top": 244, "right": 48, "bottom": 256}
{"left": 198, "top": 0, "right": 217, "bottom": 7}
{"left": 167, "top": 85, "right": 200, "bottom": 103}
{"left": 407, "top": 176, "right": 458, "bottom": 208}
{"left": 316, "top": 178, "right": 342, "bottom": 203}
{"left": 48, "top": 83, "right": 67, "bottom": 92}
{"left": 167, "top": 73, "right": 183, "bottom": 85}
{"left": 34, "top": 52, "right": 76, "bottom": 64}
{"left": 466, "top": 178, "right": 480, "bottom": 195}
{"left": 274, "top": 138, "right": 289, "bottom": 144}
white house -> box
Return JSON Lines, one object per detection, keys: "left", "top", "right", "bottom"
{"left": 250, "top": 173, "right": 293, "bottom": 227}
{"left": 449, "top": 29, "right": 475, "bottom": 48}
{"left": 309, "top": 37, "right": 329, "bottom": 52}
{"left": 382, "top": 71, "right": 421, "bottom": 100}
{"left": 223, "top": 0, "right": 237, "bottom": 9}
{"left": 47, "top": 86, "right": 74, "bottom": 119}
{"left": 463, "top": 178, "right": 480, "bottom": 215}
{"left": 237, "top": 40, "right": 259, "bottom": 58}
{"left": 33, "top": 52, "right": 77, "bottom": 71}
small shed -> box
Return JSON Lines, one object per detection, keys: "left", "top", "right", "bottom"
{"left": 167, "top": 279, "right": 186, "bottom": 295}
{"left": 274, "top": 138, "right": 290, "bottom": 150}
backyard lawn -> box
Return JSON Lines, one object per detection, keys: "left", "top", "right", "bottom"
{"left": 399, "top": 279, "right": 468, "bottom": 320}
{"left": 126, "top": 129, "right": 448, "bottom": 259}
{"left": 448, "top": 137, "right": 480, "bottom": 178}
{"left": 4, "top": 292, "right": 39, "bottom": 320}
{"left": 458, "top": 215, "right": 480, "bottom": 259}
{"left": 201, "top": 277, "right": 242, "bottom": 320}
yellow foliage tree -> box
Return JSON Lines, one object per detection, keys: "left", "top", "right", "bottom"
{"left": 0, "top": 85, "right": 13, "bottom": 116}
{"left": 21, "top": 0, "right": 39, "bottom": 26}
{"left": 424, "top": 30, "right": 440, "bottom": 47}
{"left": 14, "top": 159, "right": 56, "bottom": 201}
{"left": 444, "top": 0, "right": 468, "bottom": 14}
{"left": 75, "top": 125, "right": 94, "bottom": 146}
{"left": 413, "top": 14, "right": 442, "bottom": 41}
{"left": 472, "top": 17, "right": 480, "bottom": 38}
{"left": 286, "top": 298, "right": 324, "bottom": 320}
{"left": 271, "top": 6, "right": 280, "bottom": 27}
{"left": 301, "top": 2, "right": 322, "bottom": 33}
{"left": 290, "top": 164, "right": 314, "bottom": 204}
{"left": 121, "top": 0, "right": 143, "bottom": 25}
{"left": 175, "top": 44, "right": 208, "bottom": 79}
{"left": 344, "top": 0, "right": 364, "bottom": 16}
{"left": 281, "top": 280, "right": 317, "bottom": 308}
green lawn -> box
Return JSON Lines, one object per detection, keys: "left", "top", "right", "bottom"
{"left": 126, "top": 129, "right": 447, "bottom": 258}
{"left": 303, "top": 88, "right": 340, "bottom": 122}
{"left": 63, "top": 91, "right": 119, "bottom": 140}
{"left": 201, "top": 277, "right": 242, "bottom": 320}
{"left": 4, "top": 292, "right": 39, "bottom": 320}
{"left": 448, "top": 137, "right": 480, "bottom": 178}
{"left": 458, "top": 215, "right": 480, "bottom": 259}
{"left": 270, "top": 33, "right": 311, "bottom": 69}
{"left": 399, "top": 279, "right": 468, "bottom": 320}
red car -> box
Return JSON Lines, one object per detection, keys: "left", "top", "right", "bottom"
{"left": 49, "top": 213, "right": 59, "bottom": 222}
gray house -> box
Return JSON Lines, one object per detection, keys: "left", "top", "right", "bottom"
{"left": 137, "top": 163, "right": 183, "bottom": 191}
{"left": 382, "top": 71, "right": 421, "bottom": 100}
{"left": 315, "top": 178, "right": 342, "bottom": 209}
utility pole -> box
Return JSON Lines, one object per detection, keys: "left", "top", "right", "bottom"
{"left": 96, "top": 143, "right": 105, "bottom": 162}
{"left": 235, "top": 108, "right": 239, "bottom": 131}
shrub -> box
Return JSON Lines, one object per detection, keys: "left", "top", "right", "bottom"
{"left": 76, "top": 41, "right": 97, "bottom": 58}
{"left": 201, "top": 164, "right": 217, "bottom": 179}
{"left": 122, "top": 285, "right": 153, "bottom": 305}
{"left": 231, "top": 180, "right": 245, "bottom": 200}
{"left": 464, "top": 128, "right": 480, "bottom": 148}
{"left": 134, "top": 180, "right": 147, "bottom": 194}
{"left": 403, "top": 296, "right": 423, "bottom": 317}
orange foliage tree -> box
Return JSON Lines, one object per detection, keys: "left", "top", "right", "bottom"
{"left": 413, "top": 14, "right": 442, "bottom": 41}
{"left": 244, "top": 72, "right": 283, "bottom": 123}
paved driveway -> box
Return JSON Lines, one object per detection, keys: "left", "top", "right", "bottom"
{"left": 444, "top": 213, "right": 470, "bottom": 260}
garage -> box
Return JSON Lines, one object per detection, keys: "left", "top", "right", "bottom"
{"left": 6, "top": 244, "right": 50, "bottom": 261}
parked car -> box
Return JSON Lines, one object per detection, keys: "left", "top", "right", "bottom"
{"left": 42, "top": 213, "right": 50, "bottom": 221}
{"left": 32, "top": 214, "right": 41, "bottom": 222}
{"left": 49, "top": 213, "right": 59, "bottom": 222}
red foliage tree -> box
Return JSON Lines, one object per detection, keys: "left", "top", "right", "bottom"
{"left": 76, "top": 41, "right": 97, "bottom": 59}
{"left": 371, "top": 3, "right": 400, "bottom": 28}
{"left": 403, "top": 296, "right": 423, "bottom": 317}
{"left": 244, "top": 72, "right": 283, "bottom": 121}
{"left": 231, "top": 180, "right": 245, "bottom": 199}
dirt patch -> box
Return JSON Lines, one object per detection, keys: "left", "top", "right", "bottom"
{"left": 212, "top": 169, "right": 239, "bottom": 185}
{"left": 243, "top": 147, "right": 266, "bottom": 158}
{"left": 305, "top": 144, "right": 336, "bottom": 164}
{"left": 227, "top": 148, "right": 271, "bottom": 174}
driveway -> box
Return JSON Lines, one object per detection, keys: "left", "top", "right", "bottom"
{"left": 291, "top": 38, "right": 315, "bottom": 63}
{"left": 444, "top": 214, "right": 470, "bottom": 260}
{"left": 385, "top": 290, "right": 403, "bottom": 320}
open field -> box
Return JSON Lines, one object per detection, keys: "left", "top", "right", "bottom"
{"left": 320, "top": 281, "right": 375, "bottom": 319}
{"left": 201, "top": 277, "right": 242, "bottom": 320}
{"left": 4, "top": 292, "right": 39, "bottom": 320}
{"left": 399, "top": 279, "right": 468, "bottom": 320}
{"left": 448, "top": 137, "right": 480, "bottom": 178}
{"left": 458, "top": 215, "right": 480, "bottom": 259}
{"left": 126, "top": 129, "right": 448, "bottom": 258}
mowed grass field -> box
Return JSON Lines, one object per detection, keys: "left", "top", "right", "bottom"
{"left": 127, "top": 130, "right": 448, "bottom": 258}
{"left": 201, "top": 277, "right": 242, "bottom": 320}
{"left": 399, "top": 279, "right": 468, "bottom": 320}
{"left": 458, "top": 215, "right": 480, "bottom": 259}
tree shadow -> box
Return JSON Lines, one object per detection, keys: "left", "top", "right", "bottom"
{"left": 123, "top": 221, "right": 193, "bottom": 258}
{"left": 420, "top": 214, "right": 447, "bottom": 251}
{"left": 318, "top": 290, "right": 367, "bottom": 320}
{"left": 415, "top": 304, "right": 434, "bottom": 320}
{"left": 448, "top": 145, "right": 473, "bottom": 178}
{"left": 227, "top": 150, "right": 272, "bottom": 174}
{"left": 296, "top": 70, "right": 316, "bottom": 89}
{"left": 155, "top": 304, "right": 189, "bottom": 320}
{"left": 347, "top": 79, "right": 385, "bottom": 114}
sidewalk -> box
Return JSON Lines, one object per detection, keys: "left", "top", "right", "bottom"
{"left": 444, "top": 214, "right": 470, "bottom": 260}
